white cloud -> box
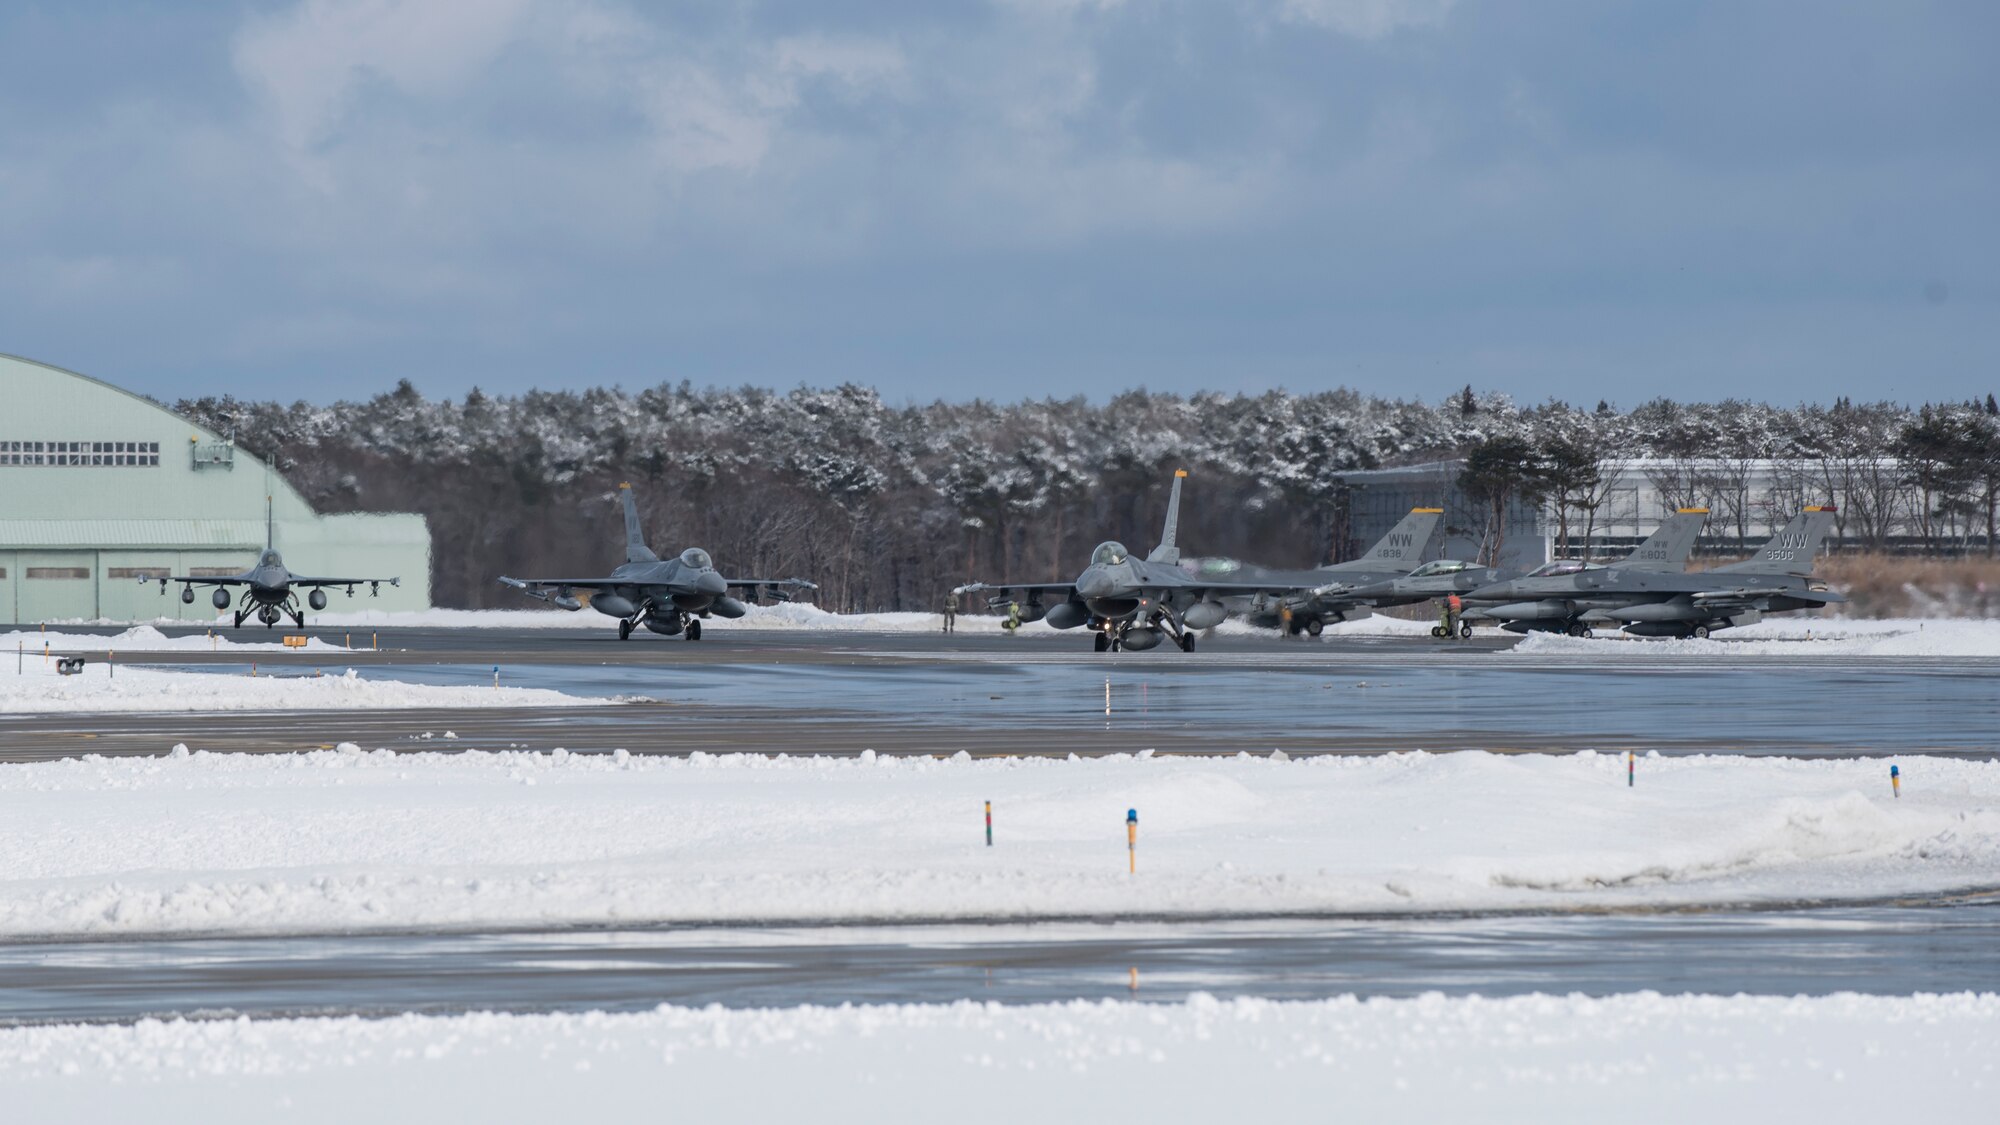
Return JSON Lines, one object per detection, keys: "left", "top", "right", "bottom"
{"left": 1276, "top": 0, "right": 1456, "bottom": 39}
{"left": 233, "top": 0, "right": 536, "bottom": 153}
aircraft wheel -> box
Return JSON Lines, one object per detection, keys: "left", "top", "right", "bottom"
{"left": 618, "top": 618, "right": 634, "bottom": 641}
{"left": 1178, "top": 634, "right": 1195, "bottom": 653}
{"left": 687, "top": 620, "right": 702, "bottom": 641}
{"left": 1691, "top": 624, "right": 1711, "bottom": 639}
{"left": 1430, "top": 626, "right": 1445, "bottom": 638}
{"left": 1459, "top": 622, "right": 1474, "bottom": 639}
{"left": 1304, "top": 618, "right": 1323, "bottom": 637}
{"left": 1094, "top": 632, "right": 1110, "bottom": 652}
{"left": 1566, "top": 623, "right": 1591, "bottom": 638}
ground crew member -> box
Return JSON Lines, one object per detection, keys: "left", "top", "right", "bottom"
{"left": 1279, "top": 605, "right": 1293, "bottom": 639}
{"left": 942, "top": 594, "right": 957, "bottom": 633}
{"left": 1446, "top": 593, "right": 1464, "bottom": 638}
{"left": 1005, "top": 600, "right": 1021, "bottom": 634}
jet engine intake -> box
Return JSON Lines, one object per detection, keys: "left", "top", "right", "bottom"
{"left": 643, "top": 616, "right": 685, "bottom": 635}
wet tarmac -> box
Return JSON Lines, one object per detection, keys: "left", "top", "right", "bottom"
{"left": 2, "top": 626, "right": 1995, "bottom": 761}
{"left": 5, "top": 902, "right": 1997, "bottom": 1025}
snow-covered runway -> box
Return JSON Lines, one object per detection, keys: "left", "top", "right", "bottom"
{"left": 2, "top": 992, "right": 1992, "bottom": 1123}
{"left": 2, "top": 749, "right": 1994, "bottom": 939}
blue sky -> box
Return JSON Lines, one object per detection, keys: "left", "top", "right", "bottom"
{"left": 0, "top": 0, "right": 1992, "bottom": 407}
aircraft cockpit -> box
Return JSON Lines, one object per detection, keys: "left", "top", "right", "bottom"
{"left": 1090, "top": 541, "right": 1130, "bottom": 566}
{"left": 1525, "top": 560, "right": 1605, "bottom": 578}
{"left": 1407, "top": 559, "right": 1473, "bottom": 577}
{"left": 680, "top": 547, "right": 714, "bottom": 570}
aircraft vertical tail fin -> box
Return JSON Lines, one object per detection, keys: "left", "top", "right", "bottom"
{"left": 1718, "top": 506, "right": 1838, "bottom": 575}
{"left": 1147, "top": 469, "right": 1187, "bottom": 564}
{"left": 620, "top": 483, "right": 659, "bottom": 563}
{"left": 1351, "top": 508, "right": 1443, "bottom": 568}
{"left": 265, "top": 495, "right": 274, "bottom": 550}
{"left": 1611, "top": 508, "right": 1706, "bottom": 570}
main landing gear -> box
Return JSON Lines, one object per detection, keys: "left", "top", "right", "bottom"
{"left": 617, "top": 614, "right": 705, "bottom": 640}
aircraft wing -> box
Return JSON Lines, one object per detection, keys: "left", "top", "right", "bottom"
{"left": 498, "top": 576, "right": 624, "bottom": 609}
{"left": 150, "top": 574, "right": 247, "bottom": 588}
{"left": 1691, "top": 587, "right": 1847, "bottom": 607}
{"left": 290, "top": 576, "right": 400, "bottom": 590}
{"left": 725, "top": 577, "right": 817, "bottom": 600}
{"left": 952, "top": 582, "right": 1078, "bottom": 596}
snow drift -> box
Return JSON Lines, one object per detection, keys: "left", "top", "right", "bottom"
{"left": 0, "top": 749, "right": 1993, "bottom": 938}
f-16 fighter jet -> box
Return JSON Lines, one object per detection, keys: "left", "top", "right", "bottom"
{"left": 953, "top": 470, "right": 1328, "bottom": 652}
{"left": 1464, "top": 507, "right": 1842, "bottom": 638}
{"left": 499, "top": 483, "right": 814, "bottom": 640}
{"left": 148, "top": 499, "right": 398, "bottom": 628}
{"left": 1457, "top": 507, "right": 1709, "bottom": 636}
{"left": 1195, "top": 509, "right": 1495, "bottom": 637}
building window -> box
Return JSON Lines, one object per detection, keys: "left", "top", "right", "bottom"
{"left": 26, "top": 567, "right": 90, "bottom": 579}
{"left": 0, "top": 440, "right": 164, "bottom": 467}
{"left": 188, "top": 567, "right": 241, "bottom": 577}
{"left": 107, "top": 567, "right": 170, "bottom": 580}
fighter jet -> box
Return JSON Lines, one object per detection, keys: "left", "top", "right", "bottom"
{"left": 1193, "top": 509, "right": 1494, "bottom": 637}
{"left": 498, "top": 482, "right": 814, "bottom": 640}
{"left": 953, "top": 470, "right": 1327, "bottom": 652}
{"left": 1464, "top": 507, "right": 1842, "bottom": 638}
{"left": 148, "top": 499, "right": 398, "bottom": 628}
{"left": 1457, "top": 507, "right": 1709, "bottom": 636}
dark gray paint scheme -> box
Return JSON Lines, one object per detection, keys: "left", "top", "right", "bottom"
{"left": 954, "top": 472, "right": 1331, "bottom": 652}
{"left": 1192, "top": 509, "right": 1496, "bottom": 636}
{"left": 148, "top": 501, "right": 398, "bottom": 628}
{"left": 498, "top": 483, "right": 814, "bottom": 640}
{"left": 1464, "top": 508, "right": 1844, "bottom": 638}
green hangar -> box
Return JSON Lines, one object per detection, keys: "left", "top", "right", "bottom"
{"left": 0, "top": 353, "right": 432, "bottom": 625}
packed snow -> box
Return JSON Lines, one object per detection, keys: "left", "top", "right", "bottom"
{"left": 1504, "top": 617, "right": 2000, "bottom": 657}
{"left": 0, "top": 749, "right": 1992, "bottom": 939}
{"left": 0, "top": 661, "right": 600, "bottom": 714}
{"left": 1, "top": 992, "right": 1992, "bottom": 1123}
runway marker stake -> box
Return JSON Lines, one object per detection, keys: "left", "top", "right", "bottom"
{"left": 1129, "top": 966, "right": 1139, "bottom": 992}
{"left": 1891, "top": 764, "right": 1901, "bottom": 799}
{"left": 985, "top": 800, "right": 993, "bottom": 846}
{"left": 1127, "top": 808, "right": 1138, "bottom": 873}
{"left": 108, "top": 650, "right": 114, "bottom": 679}
{"left": 1628, "top": 751, "right": 1635, "bottom": 788}
{"left": 493, "top": 665, "right": 500, "bottom": 690}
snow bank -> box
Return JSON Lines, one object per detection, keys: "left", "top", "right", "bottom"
{"left": 1, "top": 750, "right": 1993, "bottom": 938}
{"left": 1, "top": 626, "right": 344, "bottom": 653}
{"left": 1506, "top": 617, "right": 2000, "bottom": 658}
{"left": 1, "top": 992, "right": 1992, "bottom": 1123}
{"left": 0, "top": 662, "right": 600, "bottom": 714}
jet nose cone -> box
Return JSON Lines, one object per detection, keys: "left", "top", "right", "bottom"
{"left": 695, "top": 570, "right": 728, "bottom": 596}
{"left": 1075, "top": 568, "right": 1116, "bottom": 599}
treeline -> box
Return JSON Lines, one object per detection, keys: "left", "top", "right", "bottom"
{"left": 169, "top": 384, "right": 1997, "bottom": 610}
